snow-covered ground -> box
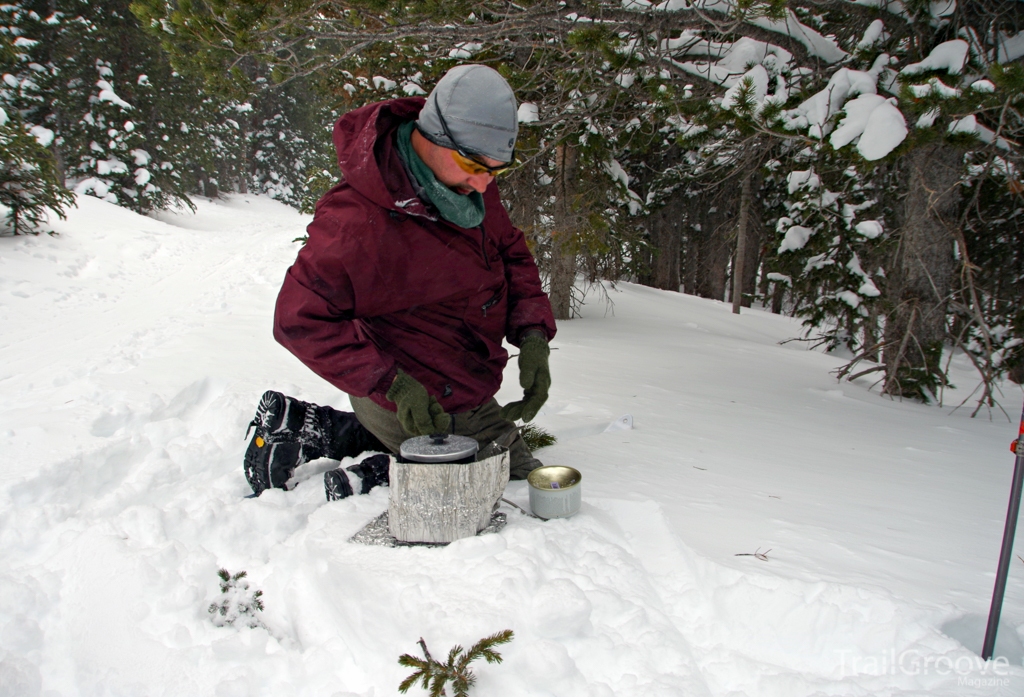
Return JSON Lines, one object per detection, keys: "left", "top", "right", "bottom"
{"left": 2, "top": 194, "right": 1023, "bottom": 696}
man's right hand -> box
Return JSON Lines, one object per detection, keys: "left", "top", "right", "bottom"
{"left": 386, "top": 370, "right": 452, "bottom": 436}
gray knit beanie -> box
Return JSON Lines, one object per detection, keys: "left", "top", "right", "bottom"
{"left": 416, "top": 64, "right": 518, "bottom": 163}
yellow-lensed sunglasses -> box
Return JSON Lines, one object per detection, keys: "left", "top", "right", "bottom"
{"left": 430, "top": 102, "right": 514, "bottom": 177}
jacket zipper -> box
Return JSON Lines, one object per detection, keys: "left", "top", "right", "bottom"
{"left": 482, "top": 291, "right": 502, "bottom": 317}
{"left": 479, "top": 224, "right": 491, "bottom": 271}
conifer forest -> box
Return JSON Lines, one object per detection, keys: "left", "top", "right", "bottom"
{"left": 3, "top": 0, "right": 1023, "bottom": 411}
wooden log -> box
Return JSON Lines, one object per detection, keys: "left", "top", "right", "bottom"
{"left": 388, "top": 450, "right": 510, "bottom": 544}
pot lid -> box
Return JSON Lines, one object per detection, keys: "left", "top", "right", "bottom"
{"left": 399, "top": 434, "right": 479, "bottom": 463}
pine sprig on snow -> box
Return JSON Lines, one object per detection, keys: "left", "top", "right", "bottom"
{"left": 398, "top": 630, "right": 513, "bottom": 697}
{"left": 208, "top": 568, "right": 266, "bottom": 630}
{"left": 520, "top": 423, "right": 556, "bottom": 450}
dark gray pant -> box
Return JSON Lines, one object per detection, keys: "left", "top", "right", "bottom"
{"left": 350, "top": 396, "right": 542, "bottom": 480}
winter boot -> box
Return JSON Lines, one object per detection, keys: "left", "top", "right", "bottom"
{"left": 244, "top": 440, "right": 306, "bottom": 496}
{"left": 244, "top": 391, "right": 323, "bottom": 496}
{"left": 244, "top": 391, "right": 389, "bottom": 496}
{"left": 324, "top": 468, "right": 354, "bottom": 501}
{"left": 344, "top": 453, "right": 391, "bottom": 495}
{"left": 245, "top": 390, "right": 387, "bottom": 460}
{"left": 324, "top": 454, "right": 391, "bottom": 501}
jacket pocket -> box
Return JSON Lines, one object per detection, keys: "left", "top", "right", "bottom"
{"left": 465, "top": 284, "right": 507, "bottom": 355}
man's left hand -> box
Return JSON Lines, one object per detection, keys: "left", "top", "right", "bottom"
{"left": 501, "top": 334, "right": 550, "bottom": 423}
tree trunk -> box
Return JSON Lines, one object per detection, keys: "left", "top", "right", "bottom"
{"left": 883, "top": 143, "right": 962, "bottom": 399}
{"left": 638, "top": 189, "right": 684, "bottom": 291}
{"left": 741, "top": 174, "right": 764, "bottom": 309}
{"left": 550, "top": 144, "right": 579, "bottom": 320}
{"left": 687, "top": 192, "right": 734, "bottom": 301}
{"left": 732, "top": 171, "right": 753, "bottom": 314}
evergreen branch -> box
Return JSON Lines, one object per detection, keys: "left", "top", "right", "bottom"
{"left": 452, "top": 674, "right": 474, "bottom": 697}
{"left": 446, "top": 644, "right": 464, "bottom": 669}
{"left": 398, "top": 630, "right": 513, "bottom": 696}
{"left": 398, "top": 654, "right": 429, "bottom": 670}
{"left": 466, "top": 630, "right": 514, "bottom": 665}
{"left": 418, "top": 637, "right": 437, "bottom": 665}
{"left": 398, "top": 668, "right": 427, "bottom": 693}
{"left": 429, "top": 672, "right": 447, "bottom": 697}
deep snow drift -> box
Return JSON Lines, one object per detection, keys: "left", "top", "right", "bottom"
{"left": 1, "top": 194, "right": 1023, "bottom": 696}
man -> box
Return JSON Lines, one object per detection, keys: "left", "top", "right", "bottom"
{"left": 244, "top": 64, "right": 556, "bottom": 499}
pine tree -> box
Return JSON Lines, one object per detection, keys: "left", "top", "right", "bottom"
{"left": 6, "top": 0, "right": 198, "bottom": 212}
{"left": 0, "top": 110, "right": 75, "bottom": 233}
{"left": 0, "top": 4, "right": 75, "bottom": 233}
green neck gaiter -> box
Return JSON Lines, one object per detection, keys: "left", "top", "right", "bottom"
{"left": 395, "top": 121, "right": 486, "bottom": 229}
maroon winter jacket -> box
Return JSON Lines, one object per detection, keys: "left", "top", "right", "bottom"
{"left": 273, "top": 97, "right": 556, "bottom": 414}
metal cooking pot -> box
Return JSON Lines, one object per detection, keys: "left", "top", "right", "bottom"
{"left": 399, "top": 433, "right": 479, "bottom": 463}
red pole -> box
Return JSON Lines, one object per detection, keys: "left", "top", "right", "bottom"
{"left": 982, "top": 400, "right": 1024, "bottom": 660}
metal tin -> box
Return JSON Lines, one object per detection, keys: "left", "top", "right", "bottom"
{"left": 399, "top": 434, "right": 479, "bottom": 463}
{"left": 528, "top": 466, "right": 582, "bottom": 520}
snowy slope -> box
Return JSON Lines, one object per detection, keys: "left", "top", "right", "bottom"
{"left": 1, "top": 194, "right": 1023, "bottom": 696}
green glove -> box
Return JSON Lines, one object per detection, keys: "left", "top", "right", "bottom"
{"left": 500, "top": 334, "right": 550, "bottom": 423}
{"left": 386, "top": 370, "right": 451, "bottom": 436}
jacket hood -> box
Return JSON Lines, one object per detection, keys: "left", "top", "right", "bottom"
{"left": 333, "top": 97, "right": 431, "bottom": 216}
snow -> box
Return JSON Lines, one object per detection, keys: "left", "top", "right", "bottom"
{"left": 836, "top": 289, "right": 861, "bottom": 308}
{"left": 28, "top": 125, "right": 53, "bottom": 147}
{"left": 971, "top": 80, "right": 996, "bottom": 93}
{"left": 947, "top": 115, "right": 1002, "bottom": 148}
{"left": 857, "top": 19, "right": 886, "bottom": 51}
{"left": 2, "top": 194, "right": 1024, "bottom": 696}
{"left": 826, "top": 94, "right": 907, "bottom": 161}
{"left": 909, "top": 77, "right": 961, "bottom": 99}
{"left": 72, "top": 177, "right": 117, "bottom": 203}
{"left": 448, "top": 42, "right": 482, "bottom": 59}
{"left": 917, "top": 108, "right": 940, "bottom": 129}
{"left": 720, "top": 65, "right": 768, "bottom": 112}
{"left": 671, "top": 36, "right": 792, "bottom": 88}
{"left": 850, "top": 0, "right": 909, "bottom": 17}
{"left": 785, "top": 68, "right": 880, "bottom": 138}
{"left": 748, "top": 9, "right": 846, "bottom": 64}
{"left": 855, "top": 220, "right": 884, "bottom": 239}
{"left": 130, "top": 149, "right": 151, "bottom": 166}
{"left": 653, "top": 0, "right": 845, "bottom": 63}
{"left": 779, "top": 224, "right": 815, "bottom": 253}
{"left": 997, "top": 32, "right": 1024, "bottom": 63}
{"left": 901, "top": 40, "right": 970, "bottom": 77}
{"left": 856, "top": 100, "right": 908, "bottom": 161}
{"left": 603, "top": 159, "right": 629, "bottom": 188}
{"left": 614, "top": 71, "right": 636, "bottom": 88}
{"left": 786, "top": 169, "right": 820, "bottom": 194}
{"left": 96, "top": 79, "right": 132, "bottom": 110}
{"left": 830, "top": 94, "right": 890, "bottom": 150}
{"left": 95, "top": 157, "right": 129, "bottom": 176}
{"left": 931, "top": 0, "right": 956, "bottom": 18}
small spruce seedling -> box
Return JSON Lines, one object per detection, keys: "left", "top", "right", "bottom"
{"left": 398, "top": 629, "right": 514, "bottom": 697}
{"left": 208, "top": 568, "right": 266, "bottom": 629}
